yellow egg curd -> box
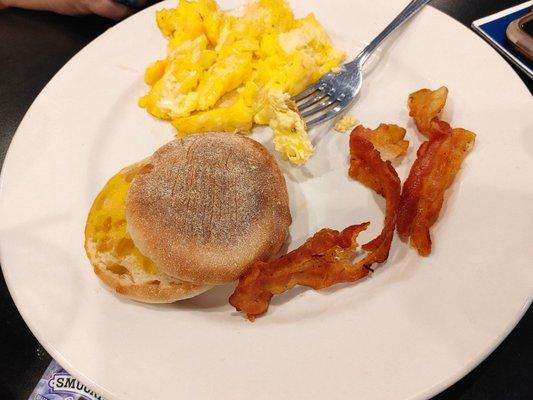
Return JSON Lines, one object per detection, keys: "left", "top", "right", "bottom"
{"left": 139, "top": 0, "right": 345, "bottom": 165}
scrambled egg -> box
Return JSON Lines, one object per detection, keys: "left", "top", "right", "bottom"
{"left": 139, "top": 0, "right": 345, "bottom": 165}
{"left": 85, "top": 164, "right": 157, "bottom": 275}
{"left": 334, "top": 115, "right": 359, "bottom": 133}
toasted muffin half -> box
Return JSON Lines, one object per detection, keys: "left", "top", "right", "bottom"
{"left": 126, "top": 133, "right": 292, "bottom": 285}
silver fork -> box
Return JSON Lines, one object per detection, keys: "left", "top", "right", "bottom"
{"left": 294, "top": 0, "right": 432, "bottom": 128}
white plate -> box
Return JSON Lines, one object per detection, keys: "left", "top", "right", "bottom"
{"left": 1, "top": 1, "right": 532, "bottom": 399}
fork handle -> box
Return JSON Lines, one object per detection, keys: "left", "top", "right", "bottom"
{"left": 350, "top": 0, "right": 432, "bottom": 67}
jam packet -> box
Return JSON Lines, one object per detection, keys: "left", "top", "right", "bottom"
{"left": 29, "top": 360, "right": 105, "bottom": 400}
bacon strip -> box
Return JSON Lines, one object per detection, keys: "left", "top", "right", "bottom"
{"left": 408, "top": 86, "right": 448, "bottom": 137}
{"left": 349, "top": 127, "right": 401, "bottom": 260}
{"left": 398, "top": 106, "right": 476, "bottom": 256}
{"left": 229, "top": 128, "right": 401, "bottom": 320}
{"left": 229, "top": 224, "right": 369, "bottom": 320}
{"left": 354, "top": 123, "right": 409, "bottom": 161}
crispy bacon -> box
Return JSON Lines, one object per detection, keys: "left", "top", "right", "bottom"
{"left": 229, "top": 129, "right": 401, "bottom": 320}
{"left": 349, "top": 129, "right": 402, "bottom": 259}
{"left": 229, "top": 224, "right": 369, "bottom": 320}
{"left": 398, "top": 114, "right": 476, "bottom": 256}
{"left": 354, "top": 123, "right": 409, "bottom": 161}
{"left": 408, "top": 86, "right": 448, "bottom": 136}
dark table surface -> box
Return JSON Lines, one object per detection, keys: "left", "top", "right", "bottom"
{"left": 0, "top": 1, "right": 531, "bottom": 399}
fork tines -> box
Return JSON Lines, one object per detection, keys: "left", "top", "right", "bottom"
{"left": 293, "top": 80, "right": 345, "bottom": 128}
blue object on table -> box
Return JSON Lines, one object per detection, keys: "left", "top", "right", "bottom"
{"left": 28, "top": 359, "right": 106, "bottom": 400}
{"left": 472, "top": 1, "right": 533, "bottom": 80}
